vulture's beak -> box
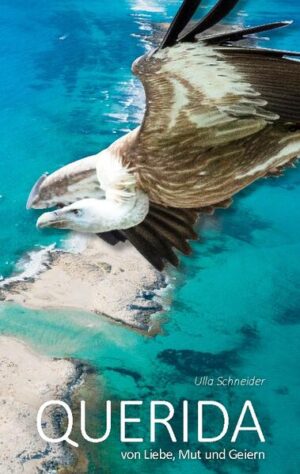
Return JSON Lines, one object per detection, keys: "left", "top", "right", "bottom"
{"left": 36, "top": 210, "right": 68, "bottom": 229}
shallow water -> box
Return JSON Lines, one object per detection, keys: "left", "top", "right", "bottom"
{"left": 0, "top": 0, "right": 299, "bottom": 473}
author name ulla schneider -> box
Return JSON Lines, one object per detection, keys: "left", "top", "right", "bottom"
{"left": 37, "top": 399, "right": 265, "bottom": 448}
{"left": 195, "top": 376, "right": 266, "bottom": 387}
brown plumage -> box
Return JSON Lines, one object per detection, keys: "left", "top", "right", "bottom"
{"left": 125, "top": 42, "right": 300, "bottom": 208}
{"left": 117, "top": 0, "right": 300, "bottom": 268}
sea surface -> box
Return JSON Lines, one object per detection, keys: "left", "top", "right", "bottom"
{"left": 0, "top": 0, "right": 299, "bottom": 473}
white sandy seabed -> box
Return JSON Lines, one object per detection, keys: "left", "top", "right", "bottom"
{"left": 0, "top": 233, "right": 169, "bottom": 332}
{"left": 0, "top": 335, "right": 86, "bottom": 474}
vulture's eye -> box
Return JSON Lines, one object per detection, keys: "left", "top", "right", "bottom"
{"left": 70, "top": 209, "right": 81, "bottom": 216}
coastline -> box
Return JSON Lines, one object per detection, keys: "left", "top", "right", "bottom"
{"left": 0, "top": 234, "right": 168, "bottom": 333}
{"left": 0, "top": 335, "right": 88, "bottom": 473}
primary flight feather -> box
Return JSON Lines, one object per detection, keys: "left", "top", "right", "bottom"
{"left": 27, "top": 0, "right": 300, "bottom": 271}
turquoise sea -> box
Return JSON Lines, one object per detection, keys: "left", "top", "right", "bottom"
{"left": 0, "top": 0, "right": 299, "bottom": 472}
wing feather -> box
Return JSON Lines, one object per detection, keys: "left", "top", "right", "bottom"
{"left": 180, "top": 0, "right": 240, "bottom": 42}
{"left": 97, "top": 203, "right": 201, "bottom": 269}
{"left": 219, "top": 49, "right": 300, "bottom": 123}
{"left": 160, "top": 0, "right": 202, "bottom": 49}
{"left": 129, "top": 39, "right": 300, "bottom": 208}
{"left": 132, "top": 42, "right": 274, "bottom": 149}
{"left": 203, "top": 21, "right": 293, "bottom": 45}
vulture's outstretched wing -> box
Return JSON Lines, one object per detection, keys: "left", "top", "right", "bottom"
{"left": 98, "top": 203, "right": 199, "bottom": 271}
{"left": 129, "top": 0, "right": 300, "bottom": 210}
{"left": 97, "top": 199, "right": 232, "bottom": 271}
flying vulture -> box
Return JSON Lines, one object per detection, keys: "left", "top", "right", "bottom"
{"left": 27, "top": 0, "right": 300, "bottom": 271}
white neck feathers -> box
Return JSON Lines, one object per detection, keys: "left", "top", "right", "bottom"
{"left": 92, "top": 145, "right": 149, "bottom": 232}
{"left": 96, "top": 149, "right": 136, "bottom": 203}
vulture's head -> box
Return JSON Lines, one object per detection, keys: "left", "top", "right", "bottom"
{"left": 35, "top": 191, "right": 149, "bottom": 234}
{"left": 36, "top": 199, "right": 107, "bottom": 233}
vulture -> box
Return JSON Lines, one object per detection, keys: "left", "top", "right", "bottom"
{"left": 27, "top": 0, "right": 300, "bottom": 271}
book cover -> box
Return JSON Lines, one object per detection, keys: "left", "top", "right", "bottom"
{"left": 0, "top": 0, "right": 299, "bottom": 473}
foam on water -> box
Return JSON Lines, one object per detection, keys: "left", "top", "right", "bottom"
{"left": 0, "top": 245, "right": 55, "bottom": 287}
{"left": 0, "top": 230, "right": 91, "bottom": 287}
{"left": 130, "top": 0, "right": 166, "bottom": 13}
